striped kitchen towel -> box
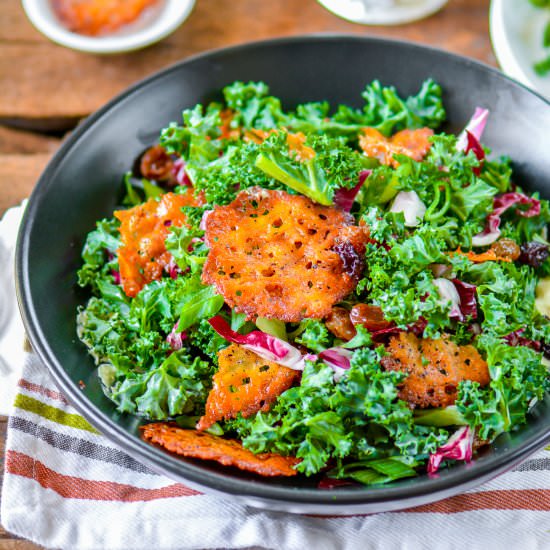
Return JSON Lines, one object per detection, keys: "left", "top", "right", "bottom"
{"left": 2, "top": 352, "right": 550, "bottom": 550}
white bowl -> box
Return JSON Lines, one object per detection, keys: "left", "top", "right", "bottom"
{"left": 490, "top": 0, "right": 550, "bottom": 100}
{"left": 317, "top": 0, "right": 448, "bottom": 26}
{"left": 22, "top": 0, "right": 195, "bottom": 54}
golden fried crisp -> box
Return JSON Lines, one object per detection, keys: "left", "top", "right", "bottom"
{"left": 115, "top": 190, "right": 201, "bottom": 298}
{"left": 197, "top": 344, "right": 300, "bottom": 431}
{"left": 359, "top": 127, "right": 433, "bottom": 168}
{"left": 141, "top": 423, "right": 300, "bottom": 477}
{"left": 202, "top": 187, "right": 370, "bottom": 322}
{"left": 381, "top": 332, "right": 490, "bottom": 408}
{"left": 52, "top": 0, "right": 159, "bottom": 36}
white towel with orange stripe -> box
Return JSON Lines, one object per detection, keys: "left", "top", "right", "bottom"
{"left": 2, "top": 354, "right": 550, "bottom": 550}
{"left": 2, "top": 210, "right": 550, "bottom": 550}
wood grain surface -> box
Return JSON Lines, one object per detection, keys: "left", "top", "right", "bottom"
{"left": 0, "top": 0, "right": 496, "bottom": 547}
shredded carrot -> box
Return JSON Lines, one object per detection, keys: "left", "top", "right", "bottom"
{"left": 452, "top": 247, "right": 512, "bottom": 263}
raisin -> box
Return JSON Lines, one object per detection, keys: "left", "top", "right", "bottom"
{"left": 490, "top": 238, "right": 520, "bottom": 261}
{"left": 333, "top": 241, "right": 364, "bottom": 280}
{"left": 350, "top": 304, "right": 392, "bottom": 331}
{"left": 325, "top": 307, "right": 356, "bottom": 340}
{"left": 518, "top": 242, "right": 550, "bottom": 268}
{"left": 140, "top": 145, "right": 174, "bottom": 182}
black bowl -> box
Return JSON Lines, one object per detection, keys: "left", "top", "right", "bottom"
{"left": 16, "top": 35, "right": 550, "bottom": 515}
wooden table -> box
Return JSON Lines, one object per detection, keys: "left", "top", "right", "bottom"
{"left": 0, "top": 0, "right": 495, "bottom": 547}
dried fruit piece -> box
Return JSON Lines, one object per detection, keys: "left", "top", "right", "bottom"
{"left": 141, "top": 423, "right": 300, "bottom": 477}
{"left": 197, "top": 344, "right": 299, "bottom": 430}
{"left": 325, "top": 307, "right": 356, "bottom": 340}
{"left": 519, "top": 242, "right": 550, "bottom": 268}
{"left": 490, "top": 238, "right": 521, "bottom": 261}
{"left": 140, "top": 145, "right": 174, "bottom": 182}
{"left": 359, "top": 127, "right": 433, "bottom": 168}
{"left": 350, "top": 304, "right": 393, "bottom": 332}
{"left": 115, "top": 190, "right": 201, "bottom": 297}
{"left": 202, "top": 187, "right": 370, "bottom": 321}
{"left": 382, "top": 332, "right": 490, "bottom": 408}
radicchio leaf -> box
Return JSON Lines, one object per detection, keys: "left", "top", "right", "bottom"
{"left": 503, "top": 329, "right": 542, "bottom": 352}
{"left": 208, "top": 315, "right": 304, "bottom": 369}
{"left": 427, "top": 426, "right": 474, "bottom": 474}
{"left": 199, "top": 209, "right": 213, "bottom": 231}
{"left": 452, "top": 279, "right": 478, "bottom": 320}
{"left": 165, "top": 257, "right": 182, "bottom": 280}
{"left": 456, "top": 107, "right": 489, "bottom": 151}
{"left": 434, "top": 278, "right": 462, "bottom": 320}
{"left": 172, "top": 158, "right": 192, "bottom": 187}
{"left": 465, "top": 131, "right": 485, "bottom": 175}
{"left": 333, "top": 170, "right": 371, "bottom": 212}
{"left": 473, "top": 193, "right": 541, "bottom": 247}
{"left": 167, "top": 322, "right": 187, "bottom": 351}
{"left": 318, "top": 348, "right": 353, "bottom": 381}
{"left": 111, "top": 270, "right": 121, "bottom": 285}
{"left": 457, "top": 108, "right": 489, "bottom": 175}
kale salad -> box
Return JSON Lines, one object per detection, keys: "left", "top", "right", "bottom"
{"left": 76, "top": 79, "right": 550, "bottom": 485}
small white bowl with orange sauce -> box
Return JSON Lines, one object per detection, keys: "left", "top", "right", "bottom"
{"left": 22, "top": 0, "right": 195, "bottom": 54}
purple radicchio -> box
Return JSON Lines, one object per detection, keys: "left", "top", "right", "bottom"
{"left": 333, "top": 170, "right": 371, "bottom": 212}
{"left": 319, "top": 348, "right": 353, "bottom": 381}
{"left": 208, "top": 315, "right": 304, "bottom": 370}
{"left": 472, "top": 193, "right": 541, "bottom": 247}
{"left": 457, "top": 107, "right": 489, "bottom": 175}
{"left": 452, "top": 279, "right": 478, "bottom": 320}
{"left": 427, "top": 426, "right": 474, "bottom": 474}
{"left": 172, "top": 158, "right": 192, "bottom": 187}
{"left": 433, "top": 278, "right": 478, "bottom": 322}
{"left": 456, "top": 107, "right": 489, "bottom": 152}
{"left": 503, "top": 329, "right": 542, "bottom": 352}
{"left": 166, "top": 322, "right": 187, "bottom": 351}
{"left": 111, "top": 270, "right": 121, "bottom": 285}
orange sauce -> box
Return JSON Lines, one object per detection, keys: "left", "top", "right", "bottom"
{"left": 51, "top": 0, "right": 165, "bottom": 37}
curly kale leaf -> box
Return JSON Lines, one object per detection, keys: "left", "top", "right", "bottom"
{"left": 333, "top": 79, "right": 446, "bottom": 136}
{"left": 165, "top": 225, "right": 209, "bottom": 275}
{"left": 222, "top": 81, "right": 286, "bottom": 130}
{"left": 293, "top": 319, "right": 333, "bottom": 353}
{"left": 255, "top": 132, "right": 371, "bottom": 205}
{"left": 110, "top": 350, "right": 215, "bottom": 420}
{"left": 77, "top": 218, "right": 121, "bottom": 292}
{"left": 160, "top": 103, "right": 223, "bottom": 160}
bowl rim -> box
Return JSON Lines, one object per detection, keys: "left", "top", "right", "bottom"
{"left": 21, "top": 0, "right": 196, "bottom": 54}
{"left": 489, "top": 0, "right": 550, "bottom": 101}
{"left": 15, "top": 33, "right": 550, "bottom": 512}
